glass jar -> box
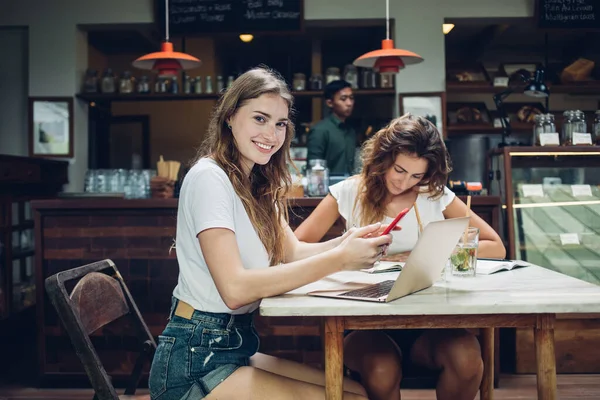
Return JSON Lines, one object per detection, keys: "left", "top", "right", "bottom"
{"left": 183, "top": 75, "right": 192, "bottom": 94}
{"left": 101, "top": 68, "right": 116, "bottom": 93}
{"left": 593, "top": 110, "right": 600, "bottom": 145}
{"left": 361, "top": 69, "right": 377, "bottom": 88}
{"left": 307, "top": 159, "right": 329, "bottom": 197}
{"left": 533, "top": 114, "right": 545, "bottom": 146}
{"left": 343, "top": 65, "right": 358, "bottom": 89}
{"left": 535, "top": 114, "right": 559, "bottom": 146}
{"left": 137, "top": 76, "right": 150, "bottom": 93}
{"left": 561, "top": 110, "right": 575, "bottom": 146}
{"left": 118, "top": 71, "right": 134, "bottom": 94}
{"left": 309, "top": 74, "right": 323, "bottom": 90}
{"left": 325, "top": 67, "right": 341, "bottom": 84}
{"left": 572, "top": 110, "right": 591, "bottom": 145}
{"left": 380, "top": 73, "right": 394, "bottom": 88}
{"left": 205, "top": 76, "right": 213, "bottom": 93}
{"left": 83, "top": 69, "right": 98, "bottom": 93}
{"left": 194, "top": 76, "right": 203, "bottom": 94}
{"left": 293, "top": 73, "right": 306, "bottom": 91}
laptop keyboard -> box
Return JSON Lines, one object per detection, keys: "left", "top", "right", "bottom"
{"left": 339, "top": 280, "right": 395, "bottom": 299}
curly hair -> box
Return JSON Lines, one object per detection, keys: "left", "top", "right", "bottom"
{"left": 354, "top": 113, "right": 452, "bottom": 226}
{"left": 193, "top": 66, "right": 295, "bottom": 265}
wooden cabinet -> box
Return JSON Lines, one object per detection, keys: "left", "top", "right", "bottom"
{"left": 0, "top": 155, "right": 68, "bottom": 381}
{"left": 0, "top": 155, "right": 68, "bottom": 320}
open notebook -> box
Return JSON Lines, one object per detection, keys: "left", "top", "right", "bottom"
{"left": 362, "top": 259, "right": 532, "bottom": 275}
{"left": 361, "top": 261, "right": 405, "bottom": 274}
{"left": 476, "top": 259, "right": 532, "bottom": 275}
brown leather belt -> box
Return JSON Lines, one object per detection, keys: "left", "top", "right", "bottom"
{"left": 174, "top": 299, "right": 195, "bottom": 320}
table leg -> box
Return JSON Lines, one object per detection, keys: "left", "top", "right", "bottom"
{"left": 479, "top": 327, "right": 494, "bottom": 400}
{"left": 324, "top": 316, "right": 344, "bottom": 400}
{"left": 534, "top": 314, "right": 557, "bottom": 400}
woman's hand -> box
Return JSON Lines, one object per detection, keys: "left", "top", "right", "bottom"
{"left": 336, "top": 223, "right": 393, "bottom": 271}
{"left": 380, "top": 251, "right": 411, "bottom": 262}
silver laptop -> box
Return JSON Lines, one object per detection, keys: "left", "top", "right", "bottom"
{"left": 308, "top": 217, "right": 470, "bottom": 303}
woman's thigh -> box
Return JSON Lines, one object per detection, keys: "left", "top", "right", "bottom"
{"left": 249, "top": 352, "right": 366, "bottom": 395}
{"left": 206, "top": 365, "right": 367, "bottom": 400}
{"left": 409, "top": 328, "right": 480, "bottom": 369}
{"left": 343, "top": 330, "right": 403, "bottom": 373}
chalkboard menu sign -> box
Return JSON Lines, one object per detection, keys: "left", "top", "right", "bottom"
{"left": 536, "top": 0, "right": 599, "bottom": 30}
{"left": 157, "top": 0, "right": 304, "bottom": 36}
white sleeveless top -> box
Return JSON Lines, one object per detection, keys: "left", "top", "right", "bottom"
{"left": 329, "top": 177, "right": 456, "bottom": 254}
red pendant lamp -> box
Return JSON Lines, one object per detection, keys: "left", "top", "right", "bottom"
{"left": 353, "top": 0, "right": 423, "bottom": 75}
{"left": 132, "top": 0, "right": 201, "bottom": 75}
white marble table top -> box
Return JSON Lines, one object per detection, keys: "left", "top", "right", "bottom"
{"left": 260, "top": 265, "right": 600, "bottom": 317}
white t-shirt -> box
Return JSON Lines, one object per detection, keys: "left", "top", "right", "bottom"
{"left": 329, "top": 177, "right": 456, "bottom": 254}
{"left": 172, "top": 158, "right": 270, "bottom": 314}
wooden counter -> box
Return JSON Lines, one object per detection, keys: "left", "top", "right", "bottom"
{"left": 31, "top": 195, "right": 500, "bottom": 386}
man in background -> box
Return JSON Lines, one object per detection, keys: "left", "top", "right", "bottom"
{"left": 307, "top": 80, "right": 356, "bottom": 176}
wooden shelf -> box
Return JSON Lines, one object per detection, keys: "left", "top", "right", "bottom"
{"left": 76, "top": 88, "right": 396, "bottom": 103}
{"left": 490, "top": 145, "right": 600, "bottom": 155}
{"left": 447, "top": 123, "right": 533, "bottom": 135}
{"left": 76, "top": 92, "right": 220, "bottom": 102}
{"left": 446, "top": 81, "right": 600, "bottom": 95}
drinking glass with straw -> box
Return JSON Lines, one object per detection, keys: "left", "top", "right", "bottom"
{"left": 449, "top": 195, "right": 479, "bottom": 277}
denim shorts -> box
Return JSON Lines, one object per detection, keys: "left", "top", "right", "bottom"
{"left": 149, "top": 297, "right": 260, "bottom": 400}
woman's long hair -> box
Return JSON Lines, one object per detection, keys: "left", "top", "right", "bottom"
{"left": 193, "top": 66, "right": 295, "bottom": 265}
{"left": 354, "top": 113, "right": 452, "bottom": 226}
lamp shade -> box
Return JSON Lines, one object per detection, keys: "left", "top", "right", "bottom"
{"left": 132, "top": 42, "right": 201, "bottom": 76}
{"left": 353, "top": 39, "right": 423, "bottom": 74}
{"left": 524, "top": 68, "right": 549, "bottom": 98}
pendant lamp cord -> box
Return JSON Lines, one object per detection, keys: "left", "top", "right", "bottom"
{"left": 385, "top": 0, "right": 390, "bottom": 40}
{"left": 165, "top": 0, "right": 170, "bottom": 42}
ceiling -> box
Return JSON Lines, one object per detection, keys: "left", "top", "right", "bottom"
{"left": 444, "top": 18, "right": 600, "bottom": 67}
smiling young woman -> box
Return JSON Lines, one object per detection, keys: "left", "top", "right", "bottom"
{"left": 147, "top": 66, "right": 393, "bottom": 400}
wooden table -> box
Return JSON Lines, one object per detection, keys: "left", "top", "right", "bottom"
{"left": 260, "top": 266, "right": 600, "bottom": 400}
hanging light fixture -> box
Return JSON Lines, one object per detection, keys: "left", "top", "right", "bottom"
{"left": 132, "top": 0, "right": 201, "bottom": 75}
{"left": 353, "top": 0, "right": 423, "bottom": 75}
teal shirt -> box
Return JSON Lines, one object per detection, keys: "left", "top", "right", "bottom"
{"left": 306, "top": 114, "right": 356, "bottom": 176}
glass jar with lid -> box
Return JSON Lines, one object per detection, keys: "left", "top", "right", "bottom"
{"left": 343, "top": 64, "right": 358, "bottom": 89}
{"left": 307, "top": 159, "right": 329, "bottom": 197}
{"left": 532, "top": 114, "right": 545, "bottom": 146}
{"left": 83, "top": 69, "right": 98, "bottom": 93}
{"left": 572, "top": 110, "right": 592, "bottom": 146}
{"left": 593, "top": 110, "right": 600, "bottom": 145}
{"left": 309, "top": 74, "right": 323, "bottom": 90}
{"left": 118, "top": 71, "right": 134, "bottom": 94}
{"left": 293, "top": 73, "right": 306, "bottom": 91}
{"left": 137, "top": 76, "right": 150, "bottom": 93}
{"left": 561, "top": 110, "right": 575, "bottom": 146}
{"left": 101, "top": 68, "right": 116, "bottom": 93}
{"left": 325, "top": 67, "right": 341, "bottom": 84}
{"left": 533, "top": 114, "right": 558, "bottom": 146}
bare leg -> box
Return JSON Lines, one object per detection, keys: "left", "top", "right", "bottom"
{"left": 410, "top": 329, "right": 483, "bottom": 400}
{"left": 250, "top": 352, "right": 366, "bottom": 395}
{"left": 343, "top": 331, "right": 402, "bottom": 400}
{"left": 206, "top": 365, "right": 368, "bottom": 400}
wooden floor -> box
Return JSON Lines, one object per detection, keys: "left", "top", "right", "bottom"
{"left": 0, "top": 375, "right": 599, "bottom": 399}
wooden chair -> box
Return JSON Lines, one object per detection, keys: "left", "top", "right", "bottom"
{"left": 45, "top": 259, "right": 156, "bottom": 400}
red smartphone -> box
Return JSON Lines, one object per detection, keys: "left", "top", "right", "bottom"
{"left": 381, "top": 207, "right": 410, "bottom": 236}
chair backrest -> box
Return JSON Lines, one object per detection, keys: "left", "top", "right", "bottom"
{"left": 45, "top": 259, "right": 156, "bottom": 400}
